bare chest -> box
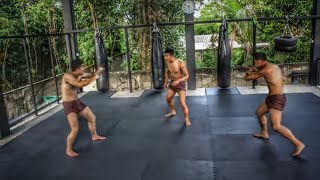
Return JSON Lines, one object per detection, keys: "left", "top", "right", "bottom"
{"left": 62, "top": 78, "right": 77, "bottom": 91}
{"left": 168, "top": 64, "right": 181, "bottom": 75}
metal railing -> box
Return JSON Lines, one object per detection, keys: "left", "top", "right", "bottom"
{"left": 62, "top": 15, "right": 320, "bottom": 90}
{"left": 0, "top": 33, "right": 67, "bottom": 129}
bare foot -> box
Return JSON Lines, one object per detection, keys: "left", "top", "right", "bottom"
{"left": 66, "top": 150, "right": 79, "bottom": 157}
{"left": 92, "top": 135, "right": 107, "bottom": 141}
{"left": 292, "top": 143, "right": 305, "bottom": 157}
{"left": 164, "top": 112, "right": 176, "bottom": 117}
{"left": 185, "top": 121, "right": 191, "bottom": 127}
{"left": 252, "top": 133, "right": 269, "bottom": 139}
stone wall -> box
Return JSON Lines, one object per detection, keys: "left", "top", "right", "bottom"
{"left": 4, "top": 76, "right": 62, "bottom": 121}
{"left": 108, "top": 62, "right": 309, "bottom": 91}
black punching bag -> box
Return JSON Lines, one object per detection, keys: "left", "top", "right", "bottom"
{"left": 151, "top": 23, "right": 165, "bottom": 90}
{"left": 95, "top": 28, "right": 109, "bottom": 92}
{"left": 217, "top": 20, "right": 231, "bottom": 88}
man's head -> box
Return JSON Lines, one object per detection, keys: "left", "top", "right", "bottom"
{"left": 164, "top": 47, "right": 175, "bottom": 62}
{"left": 70, "top": 60, "right": 84, "bottom": 75}
{"left": 254, "top": 52, "right": 268, "bottom": 68}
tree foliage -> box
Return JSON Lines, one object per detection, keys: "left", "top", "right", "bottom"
{"left": 1, "top": 0, "right": 66, "bottom": 91}
{"left": 195, "top": 0, "right": 313, "bottom": 66}
{"left": 0, "top": 0, "right": 315, "bottom": 91}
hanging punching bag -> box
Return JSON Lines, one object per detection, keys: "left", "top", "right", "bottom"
{"left": 95, "top": 28, "right": 109, "bottom": 92}
{"left": 217, "top": 20, "right": 231, "bottom": 88}
{"left": 151, "top": 23, "right": 165, "bottom": 90}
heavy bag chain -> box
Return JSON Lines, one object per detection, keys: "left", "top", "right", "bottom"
{"left": 153, "top": 22, "right": 160, "bottom": 33}
{"left": 95, "top": 28, "right": 102, "bottom": 43}
{"left": 282, "top": 16, "right": 293, "bottom": 37}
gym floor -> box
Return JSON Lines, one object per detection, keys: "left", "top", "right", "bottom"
{"left": 0, "top": 88, "right": 319, "bottom": 180}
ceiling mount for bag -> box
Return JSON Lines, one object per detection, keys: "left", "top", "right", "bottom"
{"left": 152, "top": 22, "right": 159, "bottom": 32}
{"left": 282, "top": 15, "right": 293, "bottom": 36}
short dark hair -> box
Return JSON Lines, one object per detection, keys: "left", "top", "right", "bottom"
{"left": 70, "top": 60, "right": 82, "bottom": 71}
{"left": 254, "top": 52, "right": 268, "bottom": 61}
{"left": 164, "top": 47, "right": 174, "bottom": 56}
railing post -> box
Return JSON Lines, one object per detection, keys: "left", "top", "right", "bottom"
{"left": 185, "top": 4, "right": 197, "bottom": 90}
{"left": 252, "top": 21, "right": 257, "bottom": 89}
{"left": 0, "top": 74, "right": 11, "bottom": 138}
{"left": 124, "top": 27, "right": 133, "bottom": 92}
{"left": 48, "top": 37, "right": 60, "bottom": 104}
{"left": 61, "top": 0, "right": 78, "bottom": 60}
{"left": 23, "top": 38, "right": 38, "bottom": 116}
{"left": 309, "top": 0, "right": 320, "bottom": 85}
{"left": 65, "top": 33, "right": 73, "bottom": 70}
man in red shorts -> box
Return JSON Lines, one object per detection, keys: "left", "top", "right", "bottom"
{"left": 244, "top": 52, "right": 305, "bottom": 156}
{"left": 163, "top": 47, "right": 191, "bottom": 127}
{"left": 61, "top": 60, "right": 106, "bottom": 157}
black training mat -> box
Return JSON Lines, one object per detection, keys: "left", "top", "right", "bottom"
{"left": 0, "top": 90, "right": 319, "bottom": 180}
{"left": 206, "top": 87, "right": 240, "bottom": 95}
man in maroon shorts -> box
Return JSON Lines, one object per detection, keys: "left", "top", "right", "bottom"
{"left": 163, "top": 47, "right": 191, "bottom": 127}
{"left": 61, "top": 60, "right": 106, "bottom": 157}
{"left": 244, "top": 52, "right": 305, "bottom": 157}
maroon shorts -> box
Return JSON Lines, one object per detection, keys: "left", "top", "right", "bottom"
{"left": 63, "top": 99, "right": 87, "bottom": 115}
{"left": 169, "top": 81, "right": 186, "bottom": 91}
{"left": 265, "top": 94, "right": 286, "bottom": 111}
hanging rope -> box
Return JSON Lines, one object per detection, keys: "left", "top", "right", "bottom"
{"left": 274, "top": 15, "right": 298, "bottom": 52}
{"left": 282, "top": 16, "right": 293, "bottom": 36}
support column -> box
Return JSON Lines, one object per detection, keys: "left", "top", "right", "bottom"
{"left": 309, "top": 0, "right": 320, "bottom": 85}
{"left": 252, "top": 21, "right": 257, "bottom": 89}
{"left": 0, "top": 77, "right": 10, "bottom": 138}
{"left": 62, "top": 0, "right": 83, "bottom": 93}
{"left": 185, "top": 10, "right": 196, "bottom": 90}
{"left": 61, "top": 0, "right": 78, "bottom": 62}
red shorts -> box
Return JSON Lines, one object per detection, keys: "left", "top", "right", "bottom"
{"left": 169, "top": 81, "right": 186, "bottom": 91}
{"left": 63, "top": 99, "right": 87, "bottom": 115}
{"left": 265, "top": 94, "right": 286, "bottom": 111}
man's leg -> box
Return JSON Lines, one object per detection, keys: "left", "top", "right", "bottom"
{"left": 269, "top": 109, "right": 305, "bottom": 156}
{"left": 66, "top": 113, "right": 80, "bottom": 157}
{"left": 164, "top": 88, "right": 176, "bottom": 117}
{"left": 178, "top": 90, "right": 191, "bottom": 126}
{"left": 79, "top": 107, "right": 106, "bottom": 141}
{"left": 253, "top": 103, "right": 269, "bottom": 139}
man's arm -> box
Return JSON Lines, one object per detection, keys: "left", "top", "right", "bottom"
{"left": 77, "top": 72, "right": 94, "bottom": 81}
{"left": 244, "top": 68, "right": 268, "bottom": 81}
{"left": 81, "top": 72, "right": 94, "bottom": 78}
{"left": 77, "top": 67, "right": 104, "bottom": 80}
{"left": 242, "top": 65, "right": 258, "bottom": 72}
{"left": 164, "top": 68, "right": 170, "bottom": 88}
{"left": 64, "top": 73, "right": 98, "bottom": 88}
{"left": 248, "top": 66, "right": 258, "bottom": 73}
{"left": 176, "top": 62, "right": 189, "bottom": 82}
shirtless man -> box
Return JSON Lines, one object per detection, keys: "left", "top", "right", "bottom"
{"left": 244, "top": 52, "right": 305, "bottom": 156}
{"left": 62, "top": 60, "right": 106, "bottom": 157}
{"left": 163, "top": 47, "right": 191, "bottom": 127}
